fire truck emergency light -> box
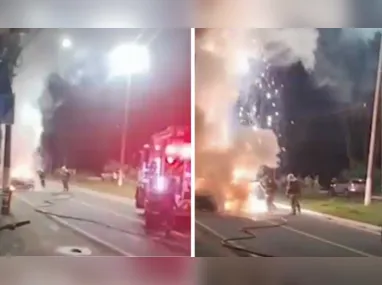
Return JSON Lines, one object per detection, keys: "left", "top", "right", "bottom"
{"left": 165, "top": 144, "right": 191, "bottom": 159}
{"left": 166, "top": 156, "right": 176, "bottom": 164}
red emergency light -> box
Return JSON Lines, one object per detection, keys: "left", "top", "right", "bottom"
{"left": 166, "top": 156, "right": 176, "bottom": 164}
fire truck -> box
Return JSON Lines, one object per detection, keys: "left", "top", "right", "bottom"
{"left": 135, "top": 126, "right": 191, "bottom": 233}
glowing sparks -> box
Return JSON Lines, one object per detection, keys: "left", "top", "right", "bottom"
{"left": 196, "top": 29, "right": 282, "bottom": 218}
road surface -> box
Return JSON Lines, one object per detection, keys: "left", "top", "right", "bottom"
{"left": 201, "top": 258, "right": 382, "bottom": 285}
{"left": 196, "top": 207, "right": 382, "bottom": 257}
{"left": 9, "top": 181, "right": 190, "bottom": 256}
{"left": 0, "top": 195, "right": 115, "bottom": 256}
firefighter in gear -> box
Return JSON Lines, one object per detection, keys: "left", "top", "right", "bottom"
{"left": 261, "top": 174, "right": 277, "bottom": 212}
{"left": 286, "top": 173, "right": 301, "bottom": 215}
{"left": 164, "top": 176, "right": 178, "bottom": 234}
{"left": 61, "top": 166, "right": 70, "bottom": 192}
{"left": 37, "top": 169, "right": 46, "bottom": 188}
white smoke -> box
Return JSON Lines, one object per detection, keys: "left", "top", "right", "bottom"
{"left": 195, "top": 29, "right": 319, "bottom": 213}
{"left": 11, "top": 30, "right": 59, "bottom": 178}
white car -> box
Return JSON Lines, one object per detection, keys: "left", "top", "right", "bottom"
{"left": 11, "top": 177, "right": 35, "bottom": 190}
{"left": 100, "top": 172, "right": 118, "bottom": 181}
{"left": 330, "top": 178, "right": 365, "bottom": 196}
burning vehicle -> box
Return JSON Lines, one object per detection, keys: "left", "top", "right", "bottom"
{"left": 10, "top": 165, "right": 35, "bottom": 190}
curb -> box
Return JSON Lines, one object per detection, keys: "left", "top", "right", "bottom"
{"left": 274, "top": 202, "right": 381, "bottom": 235}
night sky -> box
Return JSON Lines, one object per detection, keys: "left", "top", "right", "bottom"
{"left": 41, "top": 29, "right": 191, "bottom": 173}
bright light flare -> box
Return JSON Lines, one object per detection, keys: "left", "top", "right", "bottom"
{"left": 11, "top": 165, "right": 34, "bottom": 180}
{"left": 108, "top": 44, "right": 150, "bottom": 77}
{"left": 232, "top": 167, "right": 254, "bottom": 184}
{"left": 234, "top": 51, "right": 250, "bottom": 75}
{"left": 61, "top": 38, "right": 72, "bottom": 49}
{"left": 245, "top": 182, "right": 268, "bottom": 214}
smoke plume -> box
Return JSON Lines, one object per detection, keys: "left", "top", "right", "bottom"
{"left": 195, "top": 29, "right": 319, "bottom": 212}
{"left": 313, "top": 29, "right": 381, "bottom": 102}
{"left": 11, "top": 30, "right": 59, "bottom": 178}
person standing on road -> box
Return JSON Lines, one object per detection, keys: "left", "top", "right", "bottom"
{"left": 261, "top": 174, "right": 277, "bottom": 212}
{"left": 61, "top": 166, "right": 70, "bottom": 192}
{"left": 37, "top": 169, "right": 46, "bottom": 188}
{"left": 286, "top": 173, "right": 301, "bottom": 215}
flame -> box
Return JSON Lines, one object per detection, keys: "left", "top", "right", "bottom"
{"left": 223, "top": 168, "right": 268, "bottom": 215}
{"left": 11, "top": 164, "right": 34, "bottom": 180}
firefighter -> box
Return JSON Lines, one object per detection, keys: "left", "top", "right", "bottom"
{"left": 61, "top": 166, "right": 70, "bottom": 192}
{"left": 261, "top": 173, "right": 277, "bottom": 212}
{"left": 286, "top": 173, "right": 301, "bottom": 215}
{"left": 37, "top": 169, "right": 46, "bottom": 188}
{"left": 164, "top": 176, "right": 179, "bottom": 234}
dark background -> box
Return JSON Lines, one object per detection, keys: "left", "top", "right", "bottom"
{"left": 197, "top": 28, "right": 382, "bottom": 184}
{"left": 39, "top": 29, "right": 191, "bottom": 173}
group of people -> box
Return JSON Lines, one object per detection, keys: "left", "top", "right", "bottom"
{"left": 37, "top": 166, "right": 71, "bottom": 192}
{"left": 260, "top": 173, "right": 302, "bottom": 215}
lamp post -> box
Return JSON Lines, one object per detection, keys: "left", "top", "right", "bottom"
{"left": 365, "top": 36, "right": 382, "bottom": 206}
{"left": 108, "top": 43, "right": 150, "bottom": 186}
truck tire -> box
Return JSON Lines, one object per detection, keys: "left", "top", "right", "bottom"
{"left": 135, "top": 188, "right": 144, "bottom": 209}
{"left": 145, "top": 212, "right": 157, "bottom": 230}
{"left": 135, "top": 197, "right": 144, "bottom": 209}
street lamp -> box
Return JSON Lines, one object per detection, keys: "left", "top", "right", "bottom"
{"left": 108, "top": 43, "right": 150, "bottom": 186}
{"left": 61, "top": 37, "right": 73, "bottom": 49}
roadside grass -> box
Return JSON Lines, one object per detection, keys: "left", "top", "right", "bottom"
{"left": 300, "top": 193, "right": 382, "bottom": 226}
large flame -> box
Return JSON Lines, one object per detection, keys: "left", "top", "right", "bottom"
{"left": 195, "top": 29, "right": 280, "bottom": 216}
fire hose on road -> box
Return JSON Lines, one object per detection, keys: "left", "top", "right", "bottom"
{"left": 220, "top": 215, "right": 289, "bottom": 257}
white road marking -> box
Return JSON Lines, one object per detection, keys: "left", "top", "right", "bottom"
{"left": 250, "top": 211, "right": 379, "bottom": 257}
{"left": 15, "top": 194, "right": 135, "bottom": 256}
{"left": 264, "top": 220, "right": 377, "bottom": 257}
{"left": 72, "top": 196, "right": 190, "bottom": 239}
{"left": 18, "top": 191, "right": 190, "bottom": 250}
{"left": 196, "top": 220, "right": 258, "bottom": 257}
{"left": 71, "top": 198, "right": 144, "bottom": 225}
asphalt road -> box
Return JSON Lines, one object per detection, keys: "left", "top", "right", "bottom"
{"left": 10, "top": 181, "right": 190, "bottom": 256}
{"left": 0, "top": 196, "right": 115, "bottom": 256}
{"left": 196, "top": 207, "right": 382, "bottom": 257}
{"left": 201, "top": 259, "right": 382, "bottom": 285}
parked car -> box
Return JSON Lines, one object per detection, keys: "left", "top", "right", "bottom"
{"left": 100, "top": 172, "right": 118, "bottom": 181}
{"left": 10, "top": 177, "right": 35, "bottom": 190}
{"left": 329, "top": 178, "right": 365, "bottom": 197}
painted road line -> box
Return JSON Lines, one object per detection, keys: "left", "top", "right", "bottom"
{"left": 196, "top": 220, "right": 258, "bottom": 257}
{"left": 15, "top": 194, "right": 134, "bottom": 257}
{"left": 71, "top": 198, "right": 144, "bottom": 224}
{"left": 73, "top": 196, "right": 190, "bottom": 240}
{"left": 280, "top": 224, "right": 377, "bottom": 257}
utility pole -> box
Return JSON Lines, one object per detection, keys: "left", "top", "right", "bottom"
{"left": 1, "top": 124, "right": 12, "bottom": 215}
{"left": 365, "top": 36, "right": 382, "bottom": 206}
{"left": 118, "top": 75, "right": 132, "bottom": 187}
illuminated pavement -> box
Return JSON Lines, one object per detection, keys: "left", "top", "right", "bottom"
{"left": 12, "top": 182, "right": 190, "bottom": 256}
{"left": 0, "top": 195, "right": 115, "bottom": 256}
{"left": 196, "top": 208, "right": 382, "bottom": 257}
